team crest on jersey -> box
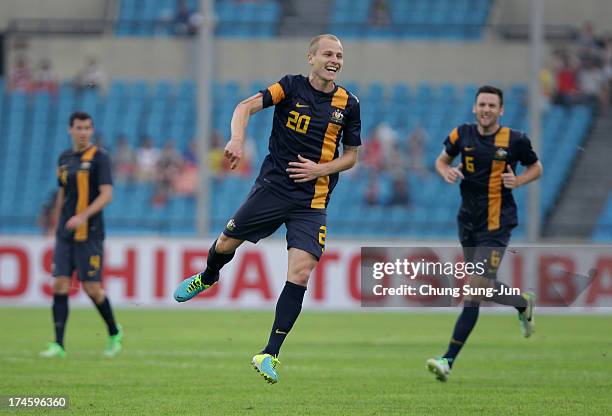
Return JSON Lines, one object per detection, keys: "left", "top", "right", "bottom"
{"left": 80, "top": 162, "right": 91, "bottom": 170}
{"left": 330, "top": 109, "right": 344, "bottom": 125}
{"left": 494, "top": 148, "right": 508, "bottom": 160}
{"left": 226, "top": 218, "right": 236, "bottom": 231}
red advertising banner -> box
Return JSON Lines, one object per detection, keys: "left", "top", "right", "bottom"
{"left": 0, "top": 238, "right": 611, "bottom": 309}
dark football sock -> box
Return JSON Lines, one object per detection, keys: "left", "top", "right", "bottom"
{"left": 443, "top": 300, "right": 480, "bottom": 367}
{"left": 94, "top": 297, "right": 119, "bottom": 336}
{"left": 490, "top": 281, "right": 527, "bottom": 313}
{"left": 263, "top": 281, "right": 307, "bottom": 357}
{"left": 52, "top": 294, "right": 69, "bottom": 348}
{"left": 202, "top": 239, "right": 235, "bottom": 285}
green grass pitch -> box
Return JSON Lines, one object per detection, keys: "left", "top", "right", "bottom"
{"left": 0, "top": 308, "right": 610, "bottom": 415}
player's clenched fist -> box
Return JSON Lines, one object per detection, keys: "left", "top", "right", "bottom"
{"left": 443, "top": 163, "right": 464, "bottom": 184}
{"left": 502, "top": 165, "right": 519, "bottom": 189}
{"left": 224, "top": 138, "right": 244, "bottom": 169}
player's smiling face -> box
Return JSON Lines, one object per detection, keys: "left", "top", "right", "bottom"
{"left": 308, "top": 38, "right": 343, "bottom": 84}
{"left": 69, "top": 118, "right": 94, "bottom": 151}
{"left": 473, "top": 93, "right": 503, "bottom": 131}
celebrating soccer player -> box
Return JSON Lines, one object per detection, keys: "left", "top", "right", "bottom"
{"left": 174, "top": 34, "right": 361, "bottom": 384}
{"left": 427, "top": 85, "right": 543, "bottom": 381}
{"left": 40, "top": 111, "right": 122, "bottom": 358}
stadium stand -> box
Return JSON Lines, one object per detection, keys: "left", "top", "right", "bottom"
{"left": 330, "top": 0, "right": 493, "bottom": 40}
{"left": 0, "top": 78, "right": 594, "bottom": 238}
{"left": 115, "top": 0, "right": 281, "bottom": 38}
{"left": 114, "top": 0, "right": 488, "bottom": 40}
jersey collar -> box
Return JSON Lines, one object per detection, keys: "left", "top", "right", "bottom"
{"left": 72, "top": 144, "right": 94, "bottom": 155}
{"left": 305, "top": 74, "right": 338, "bottom": 96}
{"left": 476, "top": 124, "right": 502, "bottom": 138}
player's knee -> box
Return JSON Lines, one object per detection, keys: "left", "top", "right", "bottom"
{"left": 90, "top": 292, "right": 106, "bottom": 304}
{"left": 216, "top": 234, "right": 242, "bottom": 254}
{"left": 53, "top": 277, "right": 70, "bottom": 294}
{"left": 288, "top": 273, "right": 309, "bottom": 286}
{"left": 288, "top": 263, "right": 316, "bottom": 286}
{"left": 83, "top": 283, "right": 105, "bottom": 303}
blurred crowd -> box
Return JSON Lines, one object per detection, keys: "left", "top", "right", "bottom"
{"left": 544, "top": 21, "right": 612, "bottom": 113}
{"left": 359, "top": 122, "right": 431, "bottom": 208}
{"left": 110, "top": 130, "right": 255, "bottom": 207}
{"left": 9, "top": 55, "right": 107, "bottom": 94}
{"left": 111, "top": 136, "right": 198, "bottom": 206}
{"left": 207, "top": 131, "right": 256, "bottom": 179}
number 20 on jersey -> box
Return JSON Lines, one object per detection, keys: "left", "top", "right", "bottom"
{"left": 286, "top": 110, "right": 311, "bottom": 134}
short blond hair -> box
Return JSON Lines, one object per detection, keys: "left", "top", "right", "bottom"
{"left": 308, "top": 34, "right": 341, "bottom": 55}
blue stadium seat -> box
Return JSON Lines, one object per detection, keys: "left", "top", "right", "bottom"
{"left": 0, "top": 79, "right": 594, "bottom": 237}
{"left": 330, "top": 0, "right": 491, "bottom": 39}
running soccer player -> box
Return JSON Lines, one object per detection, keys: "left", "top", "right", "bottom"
{"left": 427, "top": 85, "right": 543, "bottom": 381}
{"left": 174, "top": 34, "right": 361, "bottom": 384}
{"left": 40, "top": 111, "right": 123, "bottom": 358}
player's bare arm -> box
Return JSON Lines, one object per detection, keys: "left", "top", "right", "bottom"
{"left": 51, "top": 188, "right": 65, "bottom": 235}
{"left": 65, "top": 184, "right": 113, "bottom": 230}
{"left": 225, "top": 93, "right": 264, "bottom": 169}
{"left": 286, "top": 145, "right": 359, "bottom": 183}
{"left": 502, "top": 160, "right": 543, "bottom": 189}
{"left": 435, "top": 149, "right": 464, "bottom": 184}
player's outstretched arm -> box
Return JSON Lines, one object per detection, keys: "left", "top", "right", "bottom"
{"left": 502, "top": 161, "right": 543, "bottom": 189}
{"left": 65, "top": 185, "right": 113, "bottom": 230}
{"left": 435, "top": 149, "right": 464, "bottom": 184}
{"left": 225, "top": 93, "right": 264, "bottom": 169}
{"left": 287, "top": 145, "right": 359, "bottom": 183}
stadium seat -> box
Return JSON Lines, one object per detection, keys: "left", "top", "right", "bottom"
{"left": 115, "top": 0, "right": 281, "bottom": 38}
{"left": 0, "top": 79, "right": 594, "bottom": 238}
{"left": 330, "top": 0, "right": 492, "bottom": 40}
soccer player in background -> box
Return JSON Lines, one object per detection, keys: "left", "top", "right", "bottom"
{"left": 40, "top": 111, "right": 123, "bottom": 358}
{"left": 174, "top": 34, "right": 361, "bottom": 384}
{"left": 427, "top": 86, "right": 543, "bottom": 381}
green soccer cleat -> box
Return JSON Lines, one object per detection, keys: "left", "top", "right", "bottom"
{"left": 173, "top": 272, "right": 216, "bottom": 302}
{"left": 251, "top": 353, "right": 280, "bottom": 384}
{"left": 40, "top": 342, "right": 66, "bottom": 358}
{"left": 427, "top": 357, "right": 450, "bottom": 382}
{"left": 104, "top": 324, "right": 123, "bottom": 357}
{"left": 518, "top": 291, "right": 536, "bottom": 338}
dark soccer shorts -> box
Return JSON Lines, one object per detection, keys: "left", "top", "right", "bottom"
{"left": 52, "top": 236, "right": 104, "bottom": 282}
{"left": 222, "top": 183, "right": 327, "bottom": 260}
{"left": 458, "top": 223, "right": 512, "bottom": 279}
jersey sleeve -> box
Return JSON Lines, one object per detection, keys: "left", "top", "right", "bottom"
{"left": 97, "top": 150, "right": 113, "bottom": 186}
{"left": 515, "top": 133, "right": 539, "bottom": 166}
{"left": 260, "top": 75, "right": 294, "bottom": 108}
{"left": 341, "top": 98, "right": 361, "bottom": 147}
{"left": 443, "top": 127, "right": 461, "bottom": 157}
